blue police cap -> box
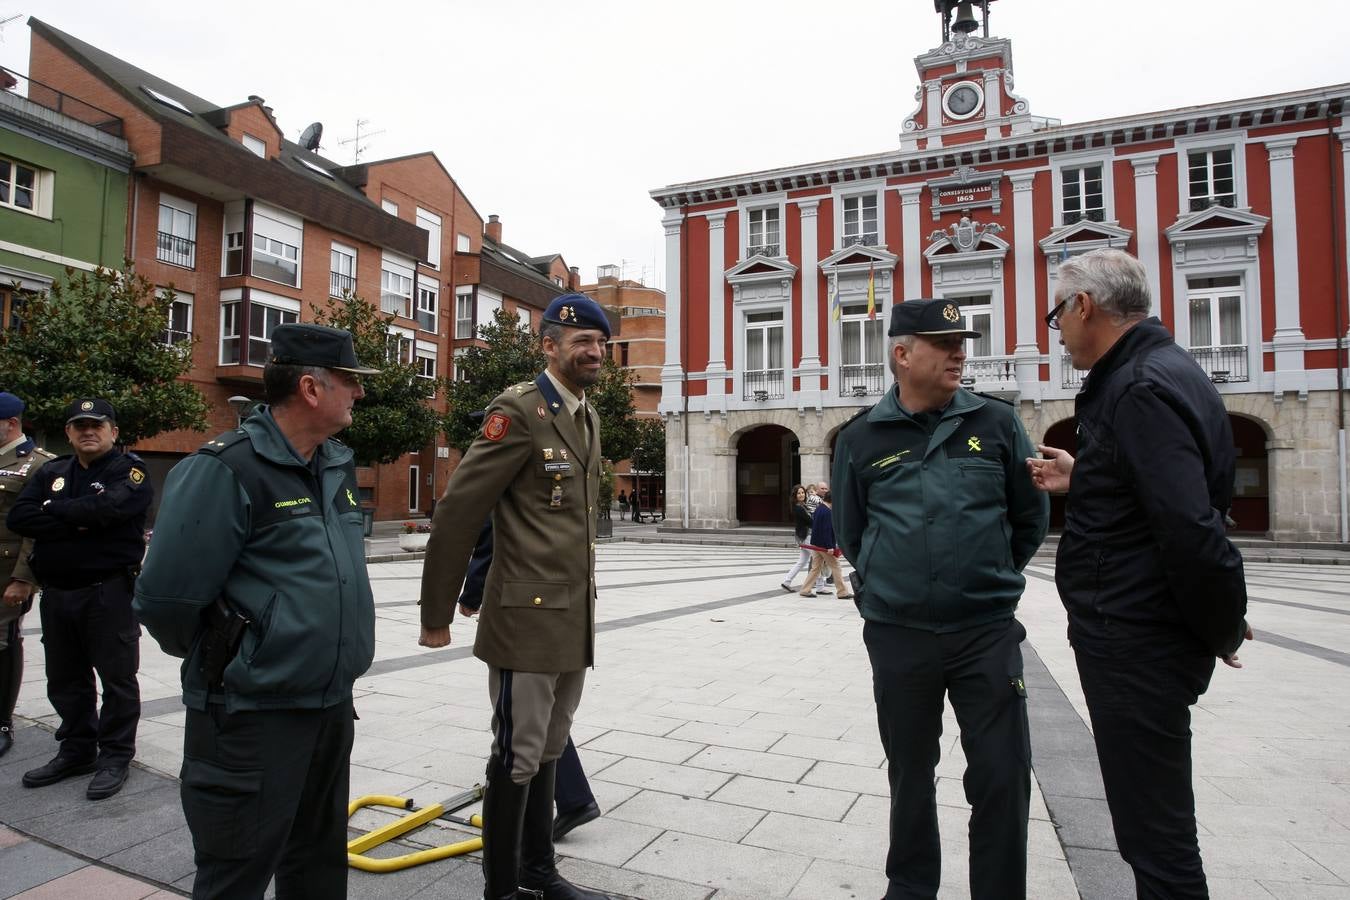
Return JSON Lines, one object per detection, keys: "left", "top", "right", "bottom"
{"left": 0, "top": 392, "right": 23, "bottom": 420}
{"left": 542, "top": 294, "right": 611, "bottom": 339}
{"left": 888, "top": 298, "right": 980, "bottom": 338}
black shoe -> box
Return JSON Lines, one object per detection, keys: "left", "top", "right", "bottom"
{"left": 0, "top": 723, "right": 12, "bottom": 758}
{"left": 482, "top": 755, "right": 531, "bottom": 900}
{"left": 87, "top": 765, "right": 129, "bottom": 800}
{"left": 553, "top": 800, "right": 600, "bottom": 842}
{"left": 521, "top": 763, "right": 617, "bottom": 899}
{"left": 22, "top": 754, "right": 96, "bottom": 788}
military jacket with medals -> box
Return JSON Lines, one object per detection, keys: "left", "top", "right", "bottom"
{"left": 0, "top": 437, "right": 55, "bottom": 586}
{"left": 420, "top": 373, "right": 600, "bottom": 673}
{"left": 7, "top": 447, "right": 152, "bottom": 589}
{"left": 832, "top": 386, "right": 1047, "bottom": 633}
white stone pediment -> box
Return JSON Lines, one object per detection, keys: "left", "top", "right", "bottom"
{"left": 1165, "top": 206, "right": 1270, "bottom": 244}
{"left": 1038, "top": 220, "right": 1133, "bottom": 258}
{"left": 818, "top": 244, "right": 898, "bottom": 274}
{"left": 923, "top": 232, "right": 1008, "bottom": 262}
{"left": 725, "top": 255, "right": 798, "bottom": 282}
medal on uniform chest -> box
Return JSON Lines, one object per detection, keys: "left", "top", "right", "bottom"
{"left": 550, "top": 480, "right": 563, "bottom": 508}
{"left": 559, "top": 448, "right": 569, "bottom": 461}
{"left": 543, "top": 448, "right": 554, "bottom": 460}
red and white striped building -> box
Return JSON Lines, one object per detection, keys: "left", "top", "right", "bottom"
{"left": 650, "top": 12, "right": 1349, "bottom": 540}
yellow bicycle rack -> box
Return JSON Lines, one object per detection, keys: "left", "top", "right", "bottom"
{"left": 347, "top": 785, "right": 484, "bottom": 873}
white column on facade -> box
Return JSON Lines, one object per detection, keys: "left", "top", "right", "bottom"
{"left": 1266, "top": 137, "right": 1306, "bottom": 385}
{"left": 797, "top": 199, "right": 822, "bottom": 401}
{"left": 924, "top": 81, "right": 943, "bottom": 149}
{"left": 660, "top": 211, "right": 685, "bottom": 416}
{"left": 899, "top": 185, "right": 924, "bottom": 300}
{"left": 1131, "top": 155, "right": 1163, "bottom": 308}
{"left": 705, "top": 212, "right": 728, "bottom": 406}
{"left": 983, "top": 69, "right": 1002, "bottom": 141}
{"left": 1009, "top": 171, "right": 1040, "bottom": 395}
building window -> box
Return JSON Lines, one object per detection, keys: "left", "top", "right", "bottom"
{"left": 454, "top": 348, "right": 469, "bottom": 381}
{"left": 1061, "top": 164, "right": 1104, "bottom": 224}
{"left": 839, "top": 303, "right": 885, "bottom": 396}
{"left": 747, "top": 207, "right": 780, "bottom": 257}
{"left": 252, "top": 208, "right": 302, "bottom": 287}
{"left": 612, "top": 341, "right": 630, "bottom": 367}
{"left": 408, "top": 464, "right": 420, "bottom": 513}
{"left": 416, "top": 280, "right": 438, "bottom": 333}
{"left": 382, "top": 199, "right": 399, "bottom": 216}
{"left": 1188, "top": 148, "right": 1236, "bottom": 211}
{"left": 220, "top": 298, "right": 298, "bottom": 366}
{"left": 455, "top": 288, "right": 474, "bottom": 338}
{"left": 242, "top": 134, "right": 266, "bottom": 157}
{"left": 157, "top": 195, "right": 197, "bottom": 269}
{"left": 456, "top": 232, "right": 471, "bottom": 252}
{"left": 0, "top": 288, "right": 29, "bottom": 332}
{"left": 1186, "top": 275, "right": 1248, "bottom": 382}
{"left": 381, "top": 255, "right": 414, "bottom": 318}
{"left": 416, "top": 347, "right": 437, "bottom": 396}
{"left": 330, "top": 243, "right": 356, "bottom": 298}
{"left": 386, "top": 328, "right": 414, "bottom": 365}
{"left": 842, "top": 194, "right": 878, "bottom": 247}
{"left": 952, "top": 295, "right": 992, "bottom": 358}
{"left": 416, "top": 208, "right": 442, "bottom": 268}
{"left": 0, "top": 157, "right": 40, "bottom": 213}
{"left": 159, "top": 289, "right": 193, "bottom": 346}
{"left": 743, "top": 309, "right": 785, "bottom": 400}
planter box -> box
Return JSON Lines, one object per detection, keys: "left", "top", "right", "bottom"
{"left": 398, "top": 533, "right": 430, "bottom": 552}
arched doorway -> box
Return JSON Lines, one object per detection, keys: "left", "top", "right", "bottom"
{"left": 1041, "top": 418, "right": 1078, "bottom": 529}
{"left": 1228, "top": 415, "right": 1269, "bottom": 534}
{"left": 736, "top": 424, "right": 799, "bottom": 524}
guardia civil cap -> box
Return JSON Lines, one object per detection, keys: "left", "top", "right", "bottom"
{"left": 0, "top": 392, "right": 24, "bottom": 420}
{"left": 888, "top": 298, "right": 981, "bottom": 339}
{"left": 65, "top": 397, "right": 116, "bottom": 425}
{"left": 269, "top": 323, "right": 379, "bottom": 375}
{"left": 542, "top": 294, "right": 611, "bottom": 339}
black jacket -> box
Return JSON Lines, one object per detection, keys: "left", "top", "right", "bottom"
{"left": 1055, "top": 318, "right": 1247, "bottom": 658}
{"left": 791, "top": 502, "right": 812, "bottom": 542}
{"left": 8, "top": 448, "right": 152, "bottom": 589}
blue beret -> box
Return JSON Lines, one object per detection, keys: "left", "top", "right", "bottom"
{"left": 542, "top": 294, "right": 611, "bottom": 339}
{"left": 0, "top": 392, "right": 24, "bottom": 420}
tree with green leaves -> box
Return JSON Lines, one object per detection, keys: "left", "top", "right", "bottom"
{"left": 311, "top": 294, "right": 448, "bottom": 465}
{"left": 0, "top": 265, "right": 209, "bottom": 445}
{"left": 442, "top": 308, "right": 640, "bottom": 457}
{"left": 630, "top": 417, "right": 667, "bottom": 475}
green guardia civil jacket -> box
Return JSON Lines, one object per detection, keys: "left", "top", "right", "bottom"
{"left": 833, "top": 386, "right": 1048, "bottom": 632}
{"left": 133, "top": 408, "right": 375, "bottom": 712}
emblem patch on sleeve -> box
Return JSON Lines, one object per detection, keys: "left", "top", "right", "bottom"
{"left": 482, "top": 413, "right": 511, "bottom": 442}
{"left": 129, "top": 468, "right": 146, "bottom": 485}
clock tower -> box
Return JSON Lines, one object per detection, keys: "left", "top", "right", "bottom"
{"left": 900, "top": 1, "right": 1056, "bottom": 151}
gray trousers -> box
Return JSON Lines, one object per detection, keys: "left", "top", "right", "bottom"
{"left": 488, "top": 666, "right": 585, "bottom": 785}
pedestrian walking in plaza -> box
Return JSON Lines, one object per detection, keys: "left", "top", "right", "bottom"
{"left": 0, "top": 392, "right": 55, "bottom": 759}
{"left": 798, "top": 489, "right": 852, "bottom": 599}
{"left": 780, "top": 484, "right": 814, "bottom": 592}
{"left": 1027, "top": 248, "right": 1249, "bottom": 899}
{"left": 134, "top": 324, "right": 378, "bottom": 898}
{"left": 419, "top": 293, "right": 617, "bottom": 900}
{"left": 617, "top": 489, "right": 628, "bottom": 520}
{"left": 833, "top": 298, "right": 1048, "bottom": 899}
{"left": 8, "top": 398, "right": 153, "bottom": 802}
{"left": 804, "top": 482, "right": 829, "bottom": 592}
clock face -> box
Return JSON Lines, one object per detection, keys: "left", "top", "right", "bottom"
{"left": 943, "top": 81, "right": 984, "bottom": 120}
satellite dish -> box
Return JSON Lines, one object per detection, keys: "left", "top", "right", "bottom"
{"left": 299, "top": 122, "right": 323, "bottom": 151}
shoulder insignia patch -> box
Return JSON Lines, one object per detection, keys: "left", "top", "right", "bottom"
{"left": 129, "top": 467, "right": 146, "bottom": 485}
{"left": 483, "top": 413, "right": 511, "bottom": 442}
{"left": 51, "top": 476, "right": 66, "bottom": 492}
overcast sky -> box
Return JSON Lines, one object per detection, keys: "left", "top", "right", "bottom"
{"left": 3, "top": 1, "right": 1346, "bottom": 290}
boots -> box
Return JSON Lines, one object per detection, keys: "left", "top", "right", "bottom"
{"left": 481, "top": 755, "right": 531, "bottom": 900}
{"left": 0, "top": 634, "right": 19, "bottom": 758}
{"left": 519, "top": 760, "right": 616, "bottom": 900}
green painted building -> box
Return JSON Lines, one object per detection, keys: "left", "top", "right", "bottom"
{"left": 0, "top": 74, "right": 131, "bottom": 320}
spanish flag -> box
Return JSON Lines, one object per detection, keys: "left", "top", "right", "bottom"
{"left": 866, "top": 261, "right": 876, "bottom": 321}
{"left": 830, "top": 282, "right": 841, "bottom": 321}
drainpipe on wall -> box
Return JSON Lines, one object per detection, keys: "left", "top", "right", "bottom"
{"left": 681, "top": 214, "right": 691, "bottom": 530}
{"left": 1329, "top": 116, "right": 1348, "bottom": 542}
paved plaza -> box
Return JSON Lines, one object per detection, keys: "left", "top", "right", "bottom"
{"left": 0, "top": 540, "right": 1348, "bottom": 898}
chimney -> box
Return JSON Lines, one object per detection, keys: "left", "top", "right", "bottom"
{"left": 569, "top": 266, "right": 579, "bottom": 289}
{"left": 485, "top": 214, "right": 502, "bottom": 243}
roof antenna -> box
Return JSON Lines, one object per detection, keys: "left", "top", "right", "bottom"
{"left": 338, "top": 118, "right": 385, "bottom": 164}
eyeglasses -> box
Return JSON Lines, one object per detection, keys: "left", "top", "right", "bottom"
{"left": 1045, "top": 291, "right": 1083, "bottom": 331}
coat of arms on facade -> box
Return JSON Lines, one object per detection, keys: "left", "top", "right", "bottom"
{"left": 928, "top": 211, "right": 1004, "bottom": 252}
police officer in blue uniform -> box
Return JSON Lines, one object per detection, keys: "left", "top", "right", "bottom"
{"left": 8, "top": 398, "right": 152, "bottom": 800}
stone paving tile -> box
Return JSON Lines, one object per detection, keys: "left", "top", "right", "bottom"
{"left": 1196, "top": 802, "right": 1350, "bottom": 840}
{"left": 710, "top": 775, "right": 856, "bottom": 821}
{"left": 18, "top": 781, "right": 184, "bottom": 861}
{"left": 582, "top": 707, "right": 684, "bottom": 738}
{"left": 556, "top": 857, "right": 710, "bottom": 900}
{"left": 1196, "top": 835, "right": 1345, "bottom": 883}
{"left": 8, "top": 865, "right": 162, "bottom": 899}
{"left": 1295, "top": 842, "right": 1350, "bottom": 883}
{"left": 664, "top": 721, "right": 784, "bottom": 753}
{"left": 742, "top": 810, "right": 881, "bottom": 870}
{"left": 744, "top": 711, "right": 850, "bottom": 740}
{"left": 1256, "top": 883, "right": 1350, "bottom": 899}
{"left": 683, "top": 746, "right": 814, "bottom": 783}
{"left": 594, "top": 758, "right": 733, "bottom": 800}
{"left": 583, "top": 730, "right": 705, "bottom": 765}
{"left": 787, "top": 858, "right": 890, "bottom": 899}
{"left": 0, "top": 838, "right": 87, "bottom": 897}
{"left": 800, "top": 760, "right": 890, "bottom": 797}
{"left": 649, "top": 701, "right": 755, "bottom": 728}
{"left": 544, "top": 812, "right": 662, "bottom": 867}
{"left": 1206, "top": 777, "right": 1350, "bottom": 816}
{"left": 0, "top": 826, "right": 26, "bottom": 850}
{"left": 607, "top": 789, "right": 767, "bottom": 843}
{"left": 768, "top": 733, "right": 884, "bottom": 768}
{"left": 624, "top": 831, "right": 811, "bottom": 897}
{"left": 100, "top": 824, "right": 196, "bottom": 887}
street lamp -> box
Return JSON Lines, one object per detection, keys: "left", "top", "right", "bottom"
{"left": 227, "top": 395, "right": 254, "bottom": 426}
{"left": 631, "top": 445, "right": 643, "bottom": 523}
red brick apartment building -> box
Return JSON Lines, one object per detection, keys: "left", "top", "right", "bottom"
{"left": 650, "top": 5, "right": 1350, "bottom": 539}
{"left": 23, "top": 18, "right": 577, "bottom": 520}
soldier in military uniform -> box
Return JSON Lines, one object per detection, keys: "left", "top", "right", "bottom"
{"left": 7, "top": 398, "right": 153, "bottom": 800}
{"left": 0, "top": 392, "right": 55, "bottom": 758}
{"left": 420, "top": 294, "right": 616, "bottom": 900}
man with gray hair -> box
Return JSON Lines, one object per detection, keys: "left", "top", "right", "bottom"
{"left": 1028, "top": 248, "right": 1249, "bottom": 898}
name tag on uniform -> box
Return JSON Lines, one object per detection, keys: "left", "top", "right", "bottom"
{"left": 543, "top": 462, "right": 573, "bottom": 474}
